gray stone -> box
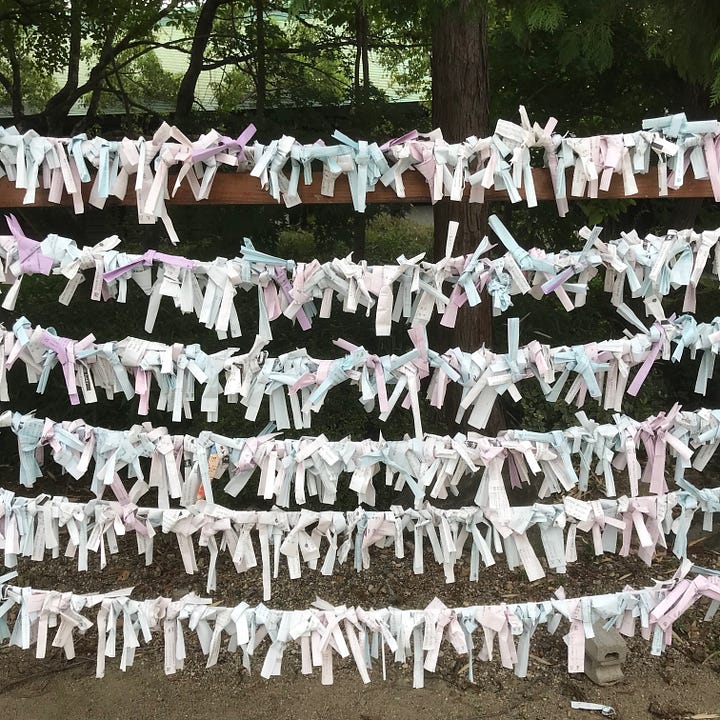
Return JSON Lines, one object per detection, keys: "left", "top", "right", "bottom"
{"left": 584, "top": 622, "right": 627, "bottom": 686}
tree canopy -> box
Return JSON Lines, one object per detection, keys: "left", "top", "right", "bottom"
{"left": 1, "top": 0, "right": 718, "bottom": 134}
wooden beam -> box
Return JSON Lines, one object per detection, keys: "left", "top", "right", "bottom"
{"left": 0, "top": 167, "right": 715, "bottom": 209}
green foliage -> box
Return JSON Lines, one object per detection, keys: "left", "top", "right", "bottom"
{"left": 377, "top": 0, "right": 720, "bottom": 133}
{"left": 212, "top": 68, "right": 255, "bottom": 113}
{"left": 557, "top": 21, "right": 613, "bottom": 74}
{"left": 504, "top": 0, "right": 628, "bottom": 74}
{"left": 524, "top": 0, "right": 566, "bottom": 32}
{"left": 0, "top": 0, "right": 190, "bottom": 127}
{"left": 365, "top": 212, "right": 433, "bottom": 263}
{"left": 212, "top": 50, "right": 348, "bottom": 111}
{"left": 276, "top": 227, "right": 319, "bottom": 259}
{"left": 644, "top": 0, "right": 720, "bottom": 94}
{"left": 379, "top": 44, "right": 431, "bottom": 106}
{"left": 275, "top": 211, "right": 432, "bottom": 265}
{"left": 577, "top": 199, "right": 636, "bottom": 228}
{"left": 0, "top": 56, "right": 57, "bottom": 114}
{"left": 208, "top": 8, "right": 353, "bottom": 111}
{"left": 490, "top": 1, "right": 691, "bottom": 132}
{"left": 87, "top": 52, "right": 183, "bottom": 114}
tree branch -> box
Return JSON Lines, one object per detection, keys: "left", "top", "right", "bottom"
{"left": 44, "top": 0, "right": 83, "bottom": 123}
{"left": 101, "top": 82, "right": 163, "bottom": 122}
{"left": 175, "top": 0, "right": 229, "bottom": 121}
{"left": 0, "top": 68, "right": 13, "bottom": 97}
{"left": 42, "top": 0, "right": 186, "bottom": 127}
{"left": 275, "top": 55, "right": 352, "bottom": 90}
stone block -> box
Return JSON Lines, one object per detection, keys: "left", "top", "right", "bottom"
{"left": 584, "top": 622, "right": 627, "bottom": 686}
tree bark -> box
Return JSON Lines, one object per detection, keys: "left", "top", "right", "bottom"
{"left": 668, "top": 81, "right": 712, "bottom": 230}
{"left": 175, "top": 0, "right": 226, "bottom": 125}
{"left": 353, "top": 211, "right": 366, "bottom": 258}
{"left": 360, "top": 10, "right": 369, "bottom": 97}
{"left": 255, "top": 0, "right": 266, "bottom": 116}
{"left": 6, "top": 33, "right": 24, "bottom": 122}
{"left": 43, "top": 0, "right": 83, "bottom": 132}
{"left": 430, "top": 0, "right": 504, "bottom": 435}
{"left": 353, "top": 3, "right": 370, "bottom": 104}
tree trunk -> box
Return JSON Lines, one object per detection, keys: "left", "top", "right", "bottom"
{"left": 6, "top": 33, "right": 24, "bottom": 122}
{"left": 255, "top": 0, "right": 266, "bottom": 116}
{"left": 175, "top": 0, "right": 225, "bottom": 126}
{"left": 430, "top": 0, "right": 504, "bottom": 435}
{"left": 361, "top": 10, "right": 369, "bottom": 97}
{"left": 353, "top": 3, "right": 370, "bottom": 105}
{"left": 353, "top": 212, "right": 366, "bottom": 258}
{"left": 43, "top": 0, "right": 83, "bottom": 133}
{"left": 668, "top": 82, "right": 712, "bottom": 230}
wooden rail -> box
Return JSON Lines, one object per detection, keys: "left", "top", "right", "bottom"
{"left": 0, "top": 167, "right": 715, "bottom": 208}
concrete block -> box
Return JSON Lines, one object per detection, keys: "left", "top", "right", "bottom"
{"left": 584, "top": 622, "right": 627, "bottom": 686}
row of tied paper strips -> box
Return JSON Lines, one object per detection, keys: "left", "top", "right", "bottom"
{"left": 2, "top": 213, "right": 719, "bottom": 340}
{"left": 2, "top": 380, "right": 720, "bottom": 683}
{"left": 0, "top": 480, "right": 718, "bottom": 595}
{"left": 3, "top": 404, "right": 720, "bottom": 677}
{"left": 3, "top": 406, "right": 720, "bottom": 596}
{"left": 0, "top": 563, "right": 718, "bottom": 685}
{"left": 3, "top": 310, "right": 720, "bottom": 433}
{"left": 6, "top": 406, "right": 720, "bottom": 507}
{"left": 4, "top": 211, "right": 720, "bottom": 431}
{"left": 2, "top": 117, "right": 720, "bottom": 685}
{"left": 3, "top": 109, "right": 720, "bottom": 241}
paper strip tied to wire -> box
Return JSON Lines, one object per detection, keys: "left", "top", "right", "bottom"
{"left": 0, "top": 482, "right": 717, "bottom": 598}
{"left": 2, "top": 212, "right": 720, "bottom": 339}
{"left": 4, "top": 309, "right": 720, "bottom": 431}
{"left": 6, "top": 399, "right": 720, "bottom": 508}
{"left": 0, "top": 562, "right": 717, "bottom": 685}
{"left": 2, "top": 109, "right": 720, "bottom": 224}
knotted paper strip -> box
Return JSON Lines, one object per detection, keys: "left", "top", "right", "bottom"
{"left": 3, "top": 215, "right": 719, "bottom": 337}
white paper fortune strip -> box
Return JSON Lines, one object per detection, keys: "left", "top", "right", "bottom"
{"left": 0, "top": 563, "right": 716, "bottom": 684}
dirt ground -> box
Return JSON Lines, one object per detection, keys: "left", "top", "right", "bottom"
{"left": 1, "top": 529, "right": 719, "bottom": 720}
{"left": 1, "top": 647, "right": 719, "bottom": 720}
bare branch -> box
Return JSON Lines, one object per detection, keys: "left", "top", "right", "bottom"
{"left": 102, "top": 83, "right": 164, "bottom": 119}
